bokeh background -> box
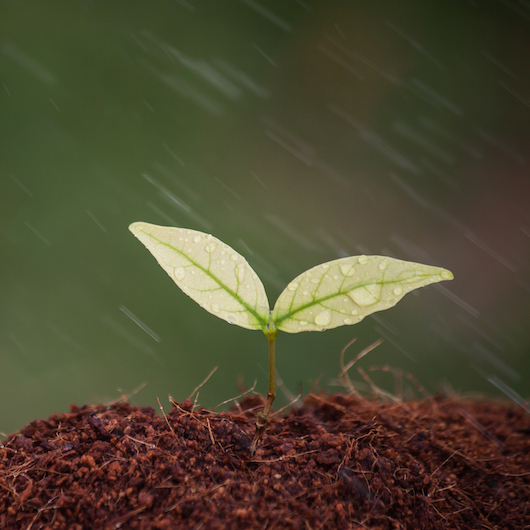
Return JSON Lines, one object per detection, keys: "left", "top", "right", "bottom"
{"left": 2, "top": 0, "right": 529, "bottom": 435}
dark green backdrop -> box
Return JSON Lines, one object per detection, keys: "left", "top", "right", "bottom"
{"left": 2, "top": 0, "right": 529, "bottom": 435}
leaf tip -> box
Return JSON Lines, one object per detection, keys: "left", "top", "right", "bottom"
{"left": 440, "top": 268, "right": 454, "bottom": 281}
{"left": 129, "top": 221, "right": 150, "bottom": 236}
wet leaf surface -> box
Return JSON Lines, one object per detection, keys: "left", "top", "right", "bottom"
{"left": 129, "top": 222, "right": 270, "bottom": 331}
{"left": 273, "top": 255, "right": 453, "bottom": 332}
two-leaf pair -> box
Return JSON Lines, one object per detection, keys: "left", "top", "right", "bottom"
{"left": 129, "top": 222, "right": 452, "bottom": 335}
{"left": 129, "top": 221, "right": 453, "bottom": 451}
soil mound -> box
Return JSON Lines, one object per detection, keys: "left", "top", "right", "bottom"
{"left": 1, "top": 394, "right": 529, "bottom": 529}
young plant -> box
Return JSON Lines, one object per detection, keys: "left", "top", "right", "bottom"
{"left": 129, "top": 222, "right": 453, "bottom": 451}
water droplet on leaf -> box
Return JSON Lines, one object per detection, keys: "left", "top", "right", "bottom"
{"left": 349, "top": 285, "right": 381, "bottom": 306}
{"left": 315, "top": 310, "right": 332, "bottom": 326}
{"left": 340, "top": 263, "right": 356, "bottom": 276}
{"left": 236, "top": 264, "right": 246, "bottom": 283}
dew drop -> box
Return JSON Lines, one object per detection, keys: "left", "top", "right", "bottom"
{"left": 211, "top": 303, "right": 220, "bottom": 313}
{"left": 343, "top": 317, "right": 354, "bottom": 325}
{"left": 236, "top": 264, "right": 246, "bottom": 283}
{"left": 287, "top": 281, "right": 299, "bottom": 291}
{"left": 205, "top": 244, "right": 216, "bottom": 253}
{"left": 193, "top": 235, "right": 202, "bottom": 243}
{"left": 378, "top": 260, "right": 388, "bottom": 271}
{"left": 339, "top": 263, "right": 356, "bottom": 277}
{"left": 299, "top": 320, "right": 309, "bottom": 327}
{"left": 393, "top": 286, "right": 403, "bottom": 296}
{"left": 231, "top": 254, "right": 239, "bottom": 262}
{"left": 348, "top": 284, "right": 381, "bottom": 306}
{"left": 315, "top": 309, "right": 332, "bottom": 326}
{"left": 358, "top": 255, "right": 370, "bottom": 265}
{"left": 174, "top": 267, "right": 185, "bottom": 281}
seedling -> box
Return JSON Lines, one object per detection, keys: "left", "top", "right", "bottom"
{"left": 129, "top": 222, "right": 453, "bottom": 451}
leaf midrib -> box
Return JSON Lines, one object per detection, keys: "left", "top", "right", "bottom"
{"left": 273, "top": 273, "right": 432, "bottom": 326}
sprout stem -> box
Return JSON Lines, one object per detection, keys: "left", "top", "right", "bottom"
{"left": 251, "top": 322, "right": 277, "bottom": 454}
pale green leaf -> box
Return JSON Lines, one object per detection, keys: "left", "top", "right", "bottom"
{"left": 129, "top": 222, "right": 270, "bottom": 331}
{"left": 272, "top": 255, "right": 453, "bottom": 333}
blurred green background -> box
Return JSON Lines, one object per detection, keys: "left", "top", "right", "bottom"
{"left": 2, "top": 0, "right": 529, "bottom": 435}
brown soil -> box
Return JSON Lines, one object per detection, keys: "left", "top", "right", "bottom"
{"left": 1, "top": 393, "right": 529, "bottom": 529}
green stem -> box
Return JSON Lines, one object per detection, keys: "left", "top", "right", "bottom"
{"left": 251, "top": 317, "right": 277, "bottom": 454}
{"left": 263, "top": 332, "right": 276, "bottom": 419}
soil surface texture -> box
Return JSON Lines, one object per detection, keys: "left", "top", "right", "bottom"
{"left": 1, "top": 393, "right": 529, "bottom": 529}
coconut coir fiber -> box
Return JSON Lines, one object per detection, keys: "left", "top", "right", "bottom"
{"left": 1, "top": 394, "right": 529, "bottom": 529}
